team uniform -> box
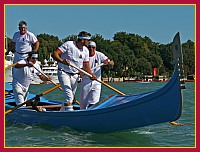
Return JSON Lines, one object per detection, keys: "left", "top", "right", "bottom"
{"left": 12, "top": 59, "right": 42, "bottom": 105}
{"left": 57, "top": 41, "right": 90, "bottom": 104}
{"left": 80, "top": 51, "right": 108, "bottom": 109}
{"left": 12, "top": 31, "right": 38, "bottom": 63}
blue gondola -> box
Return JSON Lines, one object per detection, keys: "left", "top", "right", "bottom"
{"left": 5, "top": 33, "right": 185, "bottom": 132}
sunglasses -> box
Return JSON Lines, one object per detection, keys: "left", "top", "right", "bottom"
{"left": 88, "top": 46, "right": 95, "bottom": 49}
{"left": 19, "top": 27, "right": 27, "bottom": 29}
{"left": 31, "top": 57, "right": 38, "bottom": 60}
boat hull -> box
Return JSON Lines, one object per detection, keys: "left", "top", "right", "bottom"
{"left": 5, "top": 68, "right": 182, "bottom": 132}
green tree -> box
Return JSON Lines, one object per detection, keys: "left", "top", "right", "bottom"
{"left": 37, "top": 33, "right": 62, "bottom": 63}
{"left": 137, "top": 57, "right": 152, "bottom": 75}
{"left": 182, "top": 40, "right": 195, "bottom": 75}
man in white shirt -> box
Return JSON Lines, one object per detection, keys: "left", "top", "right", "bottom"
{"left": 52, "top": 31, "right": 96, "bottom": 111}
{"left": 12, "top": 52, "right": 50, "bottom": 106}
{"left": 9, "top": 20, "right": 39, "bottom": 63}
{"left": 80, "top": 41, "right": 114, "bottom": 109}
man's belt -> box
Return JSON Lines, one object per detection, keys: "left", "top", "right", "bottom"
{"left": 16, "top": 52, "right": 30, "bottom": 54}
{"left": 58, "top": 68, "right": 79, "bottom": 76}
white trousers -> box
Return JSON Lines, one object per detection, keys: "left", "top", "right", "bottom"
{"left": 12, "top": 83, "right": 28, "bottom": 106}
{"left": 58, "top": 70, "right": 79, "bottom": 104}
{"left": 80, "top": 79, "right": 101, "bottom": 109}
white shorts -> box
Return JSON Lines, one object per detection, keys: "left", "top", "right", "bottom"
{"left": 58, "top": 70, "right": 79, "bottom": 104}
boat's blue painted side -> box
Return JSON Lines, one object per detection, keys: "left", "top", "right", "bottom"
{"left": 5, "top": 67, "right": 182, "bottom": 132}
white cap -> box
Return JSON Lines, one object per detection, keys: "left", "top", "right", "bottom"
{"left": 88, "top": 41, "right": 96, "bottom": 47}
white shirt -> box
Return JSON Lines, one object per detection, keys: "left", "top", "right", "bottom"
{"left": 57, "top": 41, "right": 89, "bottom": 73}
{"left": 12, "top": 31, "right": 38, "bottom": 53}
{"left": 12, "top": 60, "right": 41, "bottom": 90}
{"left": 82, "top": 51, "right": 108, "bottom": 80}
{"left": 80, "top": 51, "right": 108, "bottom": 107}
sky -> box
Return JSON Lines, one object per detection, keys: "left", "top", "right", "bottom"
{"left": 5, "top": 5, "right": 195, "bottom": 44}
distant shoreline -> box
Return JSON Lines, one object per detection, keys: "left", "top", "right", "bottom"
{"left": 29, "top": 79, "right": 194, "bottom": 86}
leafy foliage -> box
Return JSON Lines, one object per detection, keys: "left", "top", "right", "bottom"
{"left": 6, "top": 32, "right": 195, "bottom": 78}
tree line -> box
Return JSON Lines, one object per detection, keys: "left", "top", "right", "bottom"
{"left": 6, "top": 32, "right": 195, "bottom": 79}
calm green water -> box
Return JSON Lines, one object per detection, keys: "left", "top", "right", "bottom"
{"left": 5, "top": 82, "right": 195, "bottom": 147}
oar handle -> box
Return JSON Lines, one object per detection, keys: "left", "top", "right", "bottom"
{"left": 5, "top": 62, "right": 18, "bottom": 70}
{"left": 96, "top": 79, "right": 125, "bottom": 96}
{"left": 33, "top": 64, "right": 62, "bottom": 91}
{"left": 39, "top": 84, "right": 61, "bottom": 96}
{"left": 5, "top": 84, "right": 61, "bottom": 115}
{"left": 69, "top": 63, "right": 125, "bottom": 96}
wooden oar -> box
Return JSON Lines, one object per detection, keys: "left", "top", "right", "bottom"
{"left": 26, "top": 104, "right": 62, "bottom": 109}
{"left": 5, "top": 91, "right": 9, "bottom": 95}
{"left": 5, "top": 84, "right": 61, "bottom": 115}
{"left": 5, "top": 62, "right": 18, "bottom": 70}
{"left": 91, "top": 63, "right": 105, "bottom": 71}
{"left": 32, "top": 64, "right": 62, "bottom": 91}
{"left": 68, "top": 62, "right": 125, "bottom": 96}
{"left": 73, "top": 98, "right": 80, "bottom": 105}
{"left": 169, "top": 121, "right": 184, "bottom": 126}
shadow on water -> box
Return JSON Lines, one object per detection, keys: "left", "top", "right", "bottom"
{"left": 5, "top": 120, "right": 155, "bottom": 147}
